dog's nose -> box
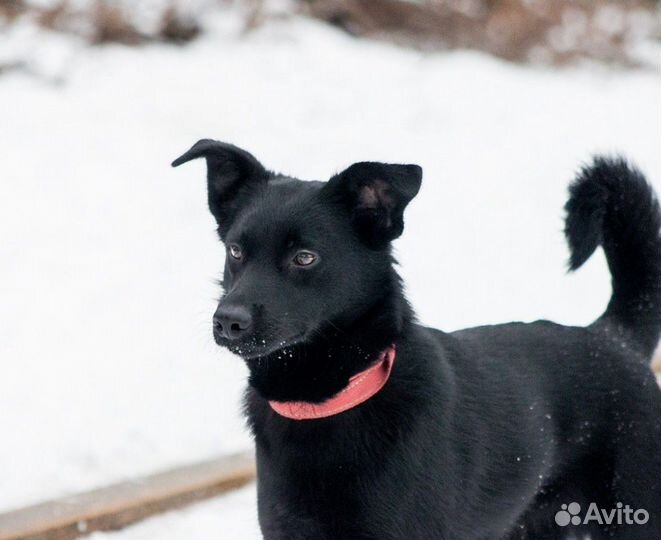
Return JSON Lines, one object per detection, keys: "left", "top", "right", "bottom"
{"left": 213, "top": 305, "right": 252, "bottom": 341}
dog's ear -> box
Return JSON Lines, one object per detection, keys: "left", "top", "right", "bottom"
{"left": 325, "top": 161, "right": 422, "bottom": 247}
{"left": 172, "top": 139, "right": 268, "bottom": 238}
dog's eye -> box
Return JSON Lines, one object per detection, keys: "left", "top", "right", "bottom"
{"left": 228, "top": 244, "right": 243, "bottom": 260}
{"left": 293, "top": 251, "right": 318, "bottom": 267}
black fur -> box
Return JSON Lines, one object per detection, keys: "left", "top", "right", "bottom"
{"left": 565, "top": 157, "right": 661, "bottom": 358}
{"left": 173, "top": 144, "right": 661, "bottom": 540}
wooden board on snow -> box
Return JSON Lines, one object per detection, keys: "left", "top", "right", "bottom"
{"left": 0, "top": 452, "right": 255, "bottom": 540}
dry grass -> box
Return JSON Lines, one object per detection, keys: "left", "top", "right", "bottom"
{"left": 11, "top": 0, "right": 200, "bottom": 46}
{"left": 2, "top": 0, "right": 659, "bottom": 65}
{"left": 299, "top": 0, "right": 661, "bottom": 66}
{"left": 0, "top": 0, "right": 25, "bottom": 21}
{"left": 158, "top": 5, "right": 201, "bottom": 44}
{"left": 90, "top": 1, "right": 144, "bottom": 45}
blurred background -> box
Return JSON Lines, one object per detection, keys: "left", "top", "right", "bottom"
{"left": 1, "top": 0, "right": 660, "bottom": 538}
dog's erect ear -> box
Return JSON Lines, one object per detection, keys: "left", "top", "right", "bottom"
{"left": 325, "top": 161, "right": 422, "bottom": 247}
{"left": 172, "top": 139, "right": 269, "bottom": 237}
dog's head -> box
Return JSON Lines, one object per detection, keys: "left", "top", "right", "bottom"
{"left": 173, "top": 140, "right": 421, "bottom": 397}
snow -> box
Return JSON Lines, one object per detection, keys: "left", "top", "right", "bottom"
{"left": 89, "top": 483, "right": 261, "bottom": 540}
{"left": 1, "top": 4, "right": 660, "bottom": 537}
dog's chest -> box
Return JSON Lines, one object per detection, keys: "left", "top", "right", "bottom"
{"left": 256, "top": 446, "right": 368, "bottom": 539}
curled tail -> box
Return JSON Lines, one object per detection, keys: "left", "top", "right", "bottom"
{"left": 565, "top": 156, "right": 661, "bottom": 359}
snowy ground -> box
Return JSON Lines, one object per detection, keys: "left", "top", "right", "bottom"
{"left": 1, "top": 4, "right": 660, "bottom": 537}
{"left": 88, "top": 483, "right": 261, "bottom": 540}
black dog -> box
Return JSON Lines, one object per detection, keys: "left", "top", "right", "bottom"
{"left": 173, "top": 141, "right": 661, "bottom": 540}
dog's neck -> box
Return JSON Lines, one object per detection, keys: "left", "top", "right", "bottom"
{"left": 244, "top": 272, "right": 413, "bottom": 403}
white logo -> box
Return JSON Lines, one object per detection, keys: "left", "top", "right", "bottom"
{"left": 555, "top": 502, "right": 582, "bottom": 526}
{"left": 555, "top": 502, "right": 649, "bottom": 527}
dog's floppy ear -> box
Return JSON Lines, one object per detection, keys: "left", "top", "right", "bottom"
{"left": 172, "top": 139, "right": 268, "bottom": 237}
{"left": 325, "top": 161, "right": 422, "bottom": 247}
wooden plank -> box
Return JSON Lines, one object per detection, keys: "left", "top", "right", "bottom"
{"left": 0, "top": 452, "right": 255, "bottom": 540}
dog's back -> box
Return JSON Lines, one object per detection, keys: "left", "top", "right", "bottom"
{"left": 444, "top": 158, "right": 661, "bottom": 539}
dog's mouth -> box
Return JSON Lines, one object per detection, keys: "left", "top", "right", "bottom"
{"left": 218, "top": 332, "right": 307, "bottom": 361}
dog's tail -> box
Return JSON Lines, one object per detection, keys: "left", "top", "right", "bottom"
{"left": 565, "top": 156, "right": 661, "bottom": 359}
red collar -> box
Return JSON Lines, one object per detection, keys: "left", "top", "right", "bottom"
{"left": 268, "top": 345, "right": 396, "bottom": 421}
